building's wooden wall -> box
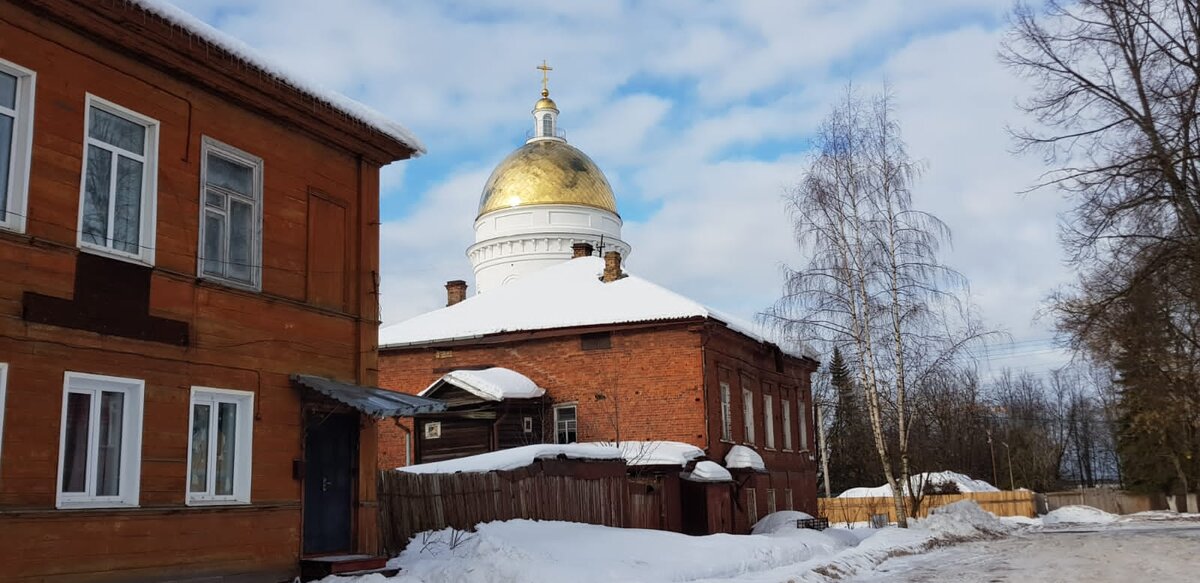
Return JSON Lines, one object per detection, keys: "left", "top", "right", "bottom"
{"left": 0, "top": 2, "right": 387, "bottom": 580}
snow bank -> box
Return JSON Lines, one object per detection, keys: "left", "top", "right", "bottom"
{"left": 398, "top": 441, "right": 702, "bottom": 474}
{"left": 752, "top": 511, "right": 815, "bottom": 535}
{"left": 912, "top": 500, "right": 1013, "bottom": 539}
{"left": 725, "top": 445, "right": 766, "bottom": 471}
{"left": 838, "top": 471, "right": 999, "bottom": 498}
{"left": 421, "top": 367, "right": 544, "bottom": 401}
{"left": 129, "top": 1, "right": 424, "bottom": 154}
{"left": 1042, "top": 505, "right": 1118, "bottom": 525}
{"left": 685, "top": 461, "right": 733, "bottom": 482}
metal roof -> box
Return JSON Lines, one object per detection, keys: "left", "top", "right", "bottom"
{"left": 291, "top": 374, "right": 445, "bottom": 418}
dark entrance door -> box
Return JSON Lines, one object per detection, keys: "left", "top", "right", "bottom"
{"left": 303, "top": 412, "right": 358, "bottom": 555}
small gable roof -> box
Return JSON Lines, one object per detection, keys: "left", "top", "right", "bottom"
{"left": 420, "top": 367, "right": 545, "bottom": 402}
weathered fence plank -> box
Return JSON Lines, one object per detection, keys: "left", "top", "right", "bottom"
{"left": 819, "top": 490, "right": 1038, "bottom": 525}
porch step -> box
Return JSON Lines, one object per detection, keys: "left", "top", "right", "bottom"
{"left": 299, "top": 555, "right": 390, "bottom": 581}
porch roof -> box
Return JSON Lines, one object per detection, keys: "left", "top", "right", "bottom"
{"left": 292, "top": 374, "right": 446, "bottom": 418}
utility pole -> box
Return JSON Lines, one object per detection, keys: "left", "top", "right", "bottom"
{"left": 1002, "top": 441, "right": 1015, "bottom": 491}
{"left": 986, "top": 428, "right": 998, "bottom": 488}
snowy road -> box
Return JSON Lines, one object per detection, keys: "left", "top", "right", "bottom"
{"left": 850, "top": 522, "right": 1200, "bottom": 582}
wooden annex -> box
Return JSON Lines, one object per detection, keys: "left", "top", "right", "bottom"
{"left": 0, "top": 1, "right": 426, "bottom": 580}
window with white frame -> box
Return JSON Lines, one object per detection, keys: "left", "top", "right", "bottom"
{"left": 198, "top": 138, "right": 262, "bottom": 288}
{"left": 767, "top": 488, "right": 777, "bottom": 514}
{"left": 781, "top": 399, "right": 793, "bottom": 451}
{"left": 57, "top": 372, "right": 144, "bottom": 508}
{"left": 541, "top": 114, "right": 552, "bottom": 137}
{"left": 719, "top": 382, "right": 732, "bottom": 442}
{"left": 0, "top": 363, "right": 8, "bottom": 469}
{"left": 742, "top": 388, "right": 755, "bottom": 444}
{"left": 77, "top": 96, "right": 158, "bottom": 263}
{"left": 785, "top": 488, "right": 794, "bottom": 510}
{"left": 0, "top": 59, "right": 35, "bottom": 234}
{"left": 187, "top": 387, "right": 253, "bottom": 504}
{"left": 763, "top": 394, "right": 775, "bottom": 449}
{"left": 798, "top": 399, "right": 809, "bottom": 450}
{"left": 745, "top": 487, "right": 757, "bottom": 525}
{"left": 554, "top": 404, "right": 577, "bottom": 444}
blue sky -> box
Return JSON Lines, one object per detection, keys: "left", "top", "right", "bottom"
{"left": 169, "top": 0, "right": 1074, "bottom": 377}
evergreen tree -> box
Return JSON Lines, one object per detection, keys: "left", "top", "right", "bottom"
{"left": 826, "top": 348, "right": 882, "bottom": 493}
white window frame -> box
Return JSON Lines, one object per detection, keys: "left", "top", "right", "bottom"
{"left": 423, "top": 421, "right": 442, "bottom": 439}
{"left": 763, "top": 394, "right": 775, "bottom": 449}
{"left": 0, "top": 58, "right": 36, "bottom": 234}
{"left": 781, "top": 398, "right": 793, "bottom": 451}
{"left": 186, "top": 386, "right": 254, "bottom": 505}
{"left": 799, "top": 399, "right": 810, "bottom": 451}
{"left": 553, "top": 403, "right": 577, "bottom": 444}
{"left": 76, "top": 94, "right": 159, "bottom": 265}
{"left": 719, "top": 382, "right": 732, "bottom": 442}
{"left": 0, "top": 363, "right": 8, "bottom": 471}
{"left": 742, "top": 388, "right": 755, "bottom": 444}
{"left": 56, "top": 372, "right": 144, "bottom": 509}
{"left": 197, "top": 137, "right": 264, "bottom": 290}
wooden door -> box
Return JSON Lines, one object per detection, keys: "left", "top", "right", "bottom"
{"left": 303, "top": 413, "right": 358, "bottom": 555}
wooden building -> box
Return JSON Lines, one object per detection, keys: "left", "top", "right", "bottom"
{"left": 0, "top": 1, "right": 437, "bottom": 580}
{"left": 409, "top": 367, "right": 546, "bottom": 465}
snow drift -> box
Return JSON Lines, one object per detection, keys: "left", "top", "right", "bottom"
{"left": 1042, "top": 505, "right": 1118, "bottom": 525}
{"left": 838, "top": 471, "right": 999, "bottom": 498}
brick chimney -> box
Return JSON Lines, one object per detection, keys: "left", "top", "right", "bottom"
{"left": 601, "top": 251, "right": 626, "bottom": 283}
{"left": 571, "top": 242, "right": 594, "bottom": 258}
{"left": 445, "top": 280, "right": 468, "bottom": 306}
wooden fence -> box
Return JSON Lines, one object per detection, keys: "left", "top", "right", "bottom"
{"left": 819, "top": 490, "right": 1038, "bottom": 525}
{"left": 377, "top": 459, "right": 629, "bottom": 555}
{"left": 1042, "top": 489, "right": 1165, "bottom": 515}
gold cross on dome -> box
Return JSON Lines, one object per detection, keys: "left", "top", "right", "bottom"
{"left": 537, "top": 60, "right": 553, "bottom": 96}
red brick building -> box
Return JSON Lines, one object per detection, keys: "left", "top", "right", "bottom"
{"left": 0, "top": 1, "right": 433, "bottom": 580}
{"left": 378, "top": 254, "right": 821, "bottom": 531}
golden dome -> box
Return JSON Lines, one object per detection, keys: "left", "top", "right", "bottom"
{"left": 535, "top": 96, "right": 558, "bottom": 111}
{"left": 478, "top": 140, "right": 618, "bottom": 217}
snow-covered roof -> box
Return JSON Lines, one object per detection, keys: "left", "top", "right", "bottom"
{"left": 420, "top": 367, "right": 545, "bottom": 401}
{"left": 128, "top": 1, "right": 424, "bottom": 155}
{"left": 398, "top": 441, "right": 703, "bottom": 474}
{"left": 684, "top": 461, "right": 733, "bottom": 483}
{"left": 724, "top": 445, "right": 766, "bottom": 471}
{"left": 380, "top": 257, "right": 816, "bottom": 360}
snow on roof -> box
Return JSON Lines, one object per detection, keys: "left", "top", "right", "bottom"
{"left": 724, "top": 445, "right": 766, "bottom": 471}
{"left": 397, "top": 441, "right": 703, "bottom": 474}
{"left": 837, "top": 471, "right": 1000, "bottom": 498}
{"left": 128, "top": 1, "right": 424, "bottom": 155}
{"left": 420, "top": 367, "right": 545, "bottom": 401}
{"left": 683, "top": 461, "right": 733, "bottom": 483}
{"left": 380, "top": 257, "right": 817, "bottom": 360}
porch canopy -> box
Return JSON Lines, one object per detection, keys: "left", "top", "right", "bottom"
{"left": 292, "top": 374, "right": 446, "bottom": 418}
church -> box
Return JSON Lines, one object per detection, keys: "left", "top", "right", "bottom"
{"left": 376, "top": 68, "right": 820, "bottom": 528}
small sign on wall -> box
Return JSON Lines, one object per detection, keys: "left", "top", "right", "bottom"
{"left": 523, "top": 417, "right": 533, "bottom": 433}
{"left": 424, "top": 421, "right": 442, "bottom": 439}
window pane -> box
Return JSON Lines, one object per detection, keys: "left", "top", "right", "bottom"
{"left": 206, "top": 154, "right": 253, "bottom": 195}
{"left": 228, "top": 200, "right": 253, "bottom": 282}
{"left": 113, "top": 156, "right": 143, "bottom": 254}
{"left": 61, "top": 392, "right": 92, "bottom": 493}
{"left": 215, "top": 402, "right": 237, "bottom": 496}
{"left": 96, "top": 391, "right": 125, "bottom": 496}
{"left": 81, "top": 146, "right": 112, "bottom": 246}
{"left": 190, "top": 403, "right": 210, "bottom": 493}
{"left": 0, "top": 113, "right": 12, "bottom": 219}
{"left": 205, "top": 190, "right": 225, "bottom": 209}
{"left": 0, "top": 71, "right": 15, "bottom": 109}
{"left": 203, "top": 210, "right": 225, "bottom": 276}
{"left": 89, "top": 107, "right": 145, "bottom": 154}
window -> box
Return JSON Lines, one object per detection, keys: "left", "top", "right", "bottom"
{"left": 580, "top": 331, "right": 611, "bottom": 351}
{"left": 781, "top": 399, "right": 793, "bottom": 451}
{"left": 719, "top": 382, "right": 732, "bottom": 442}
{"left": 57, "top": 372, "right": 144, "bottom": 508}
{"left": 0, "top": 363, "right": 7, "bottom": 469}
{"left": 198, "top": 137, "right": 263, "bottom": 288}
{"left": 767, "top": 489, "right": 777, "bottom": 514}
{"left": 763, "top": 394, "right": 775, "bottom": 449}
{"left": 187, "top": 387, "right": 253, "bottom": 504}
{"left": 799, "top": 399, "right": 809, "bottom": 450}
{"left": 785, "top": 488, "right": 794, "bottom": 510}
{"left": 541, "top": 114, "right": 552, "bottom": 137}
{"left": 523, "top": 416, "right": 533, "bottom": 433}
{"left": 742, "top": 388, "right": 755, "bottom": 444}
{"left": 423, "top": 421, "right": 442, "bottom": 440}
{"left": 554, "top": 404, "right": 577, "bottom": 444}
{"left": 745, "top": 487, "right": 758, "bottom": 525}
{"left": 0, "top": 58, "right": 35, "bottom": 233}
{"left": 77, "top": 95, "right": 158, "bottom": 264}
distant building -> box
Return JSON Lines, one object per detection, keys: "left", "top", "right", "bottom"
{"left": 377, "top": 78, "right": 820, "bottom": 532}
{"left": 0, "top": 1, "right": 433, "bottom": 580}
